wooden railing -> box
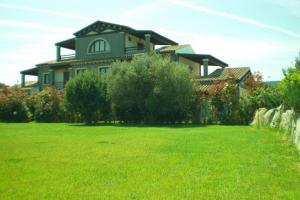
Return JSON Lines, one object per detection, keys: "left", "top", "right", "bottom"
{"left": 61, "top": 54, "right": 75, "bottom": 60}
{"left": 124, "top": 46, "right": 146, "bottom": 54}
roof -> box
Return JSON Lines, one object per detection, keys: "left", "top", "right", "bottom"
{"left": 200, "top": 67, "right": 251, "bottom": 81}
{"left": 197, "top": 67, "right": 251, "bottom": 92}
{"left": 178, "top": 53, "right": 228, "bottom": 67}
{"left": 55, "top": 38, "right": 75, "bottom": 50}
{"left": 156, "top": 44, "right": 195, "bottom": 53}
{"left": 73, "top": 20, "right": 178, "bottom": 45}
{"left": 20, "top": 67, "right": 38, "bottom": 76}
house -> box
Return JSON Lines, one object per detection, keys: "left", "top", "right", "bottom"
{"left": 20, "top": 20, "right": 250, "bottom": 91}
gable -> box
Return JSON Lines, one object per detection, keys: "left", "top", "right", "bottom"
{"left": 74, "top": 21, "right": 132, "bottom": 37}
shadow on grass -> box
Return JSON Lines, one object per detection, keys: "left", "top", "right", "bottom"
{"left": 68, "top": 122, "right": 208, "bottom": 129}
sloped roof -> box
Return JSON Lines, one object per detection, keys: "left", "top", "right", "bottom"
{"left": 179, "top": 54, "right": 228, "bottom": 67}
{"left": 73, "top": 20, "right": 178, "bottom": 45}
{"left": 156, "top": 44, "right": 194, "bottom": 53}
{"left": 197, "top": 67, "right": 251, "bottom": 92}
{"left": 199, "top": 67, "right": 251, "bottom": 82}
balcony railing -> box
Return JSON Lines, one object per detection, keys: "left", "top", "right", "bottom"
{"left": 61, "top": 54, "right": 75, "bottom": 60}
{"left": 124, "top": 46, "right": 146, "bottom": 55}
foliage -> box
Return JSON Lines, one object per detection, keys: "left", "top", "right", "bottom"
{"left": 0, "top": 82, "right": 7, "bottom": 89}
{"left": 34, "top": 87, "right": 63, "bottom": 122}
{"left": 107, "top": 53, "right": 195, "bottom": 123}
{"left": 279, "top": 72, "right": 300, "bottom": 112}
{"left": 283, "top": 53, "right": 300, "bottom": 75}
{"left": 239, "top": 85, "right": 282, "bottom": 124}
{"left": 208, "top": 74, "right": 239, "bottom": 124}
{"left": 0, "top": 86, "right": 30, "bottom": 122}
{"left": 64, "top": 71, "right": 110, "bottom": 124}
{"left": 279, "top": 53, "right": 300, "bottom": 112}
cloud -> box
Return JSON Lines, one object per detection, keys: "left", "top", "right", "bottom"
{"left": 0, "top": 3, "right": 96, "bottom": 21}
{"left": 166, "top": 0, "right": 300, "bottom": 39}
{"left": 0, "top": 19, "right": 73, "bottom": 33}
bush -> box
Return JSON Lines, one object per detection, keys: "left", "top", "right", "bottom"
{"left": 64, "top": 71, "right": 110, "bottom": 124}
{"left": 34, "top": 87, "right": 63, "bottom": 122}
{"left": 107, "top": 53, "right": 195, "bottom": 123}
{"left": 0, "top": 86, "right": 30, "bottom": 122}
{"left": 208, "top": 74, "right": 239, "bottom": 124}
{"left": 238, "top": 86, "right": 282, "bottom": 124}
{"left": 279, "top": 72, "right": 300, "bottom": 112}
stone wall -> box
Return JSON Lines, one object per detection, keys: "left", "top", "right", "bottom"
{"left": 251, "top": 106, "right": 300, "bottom": 153}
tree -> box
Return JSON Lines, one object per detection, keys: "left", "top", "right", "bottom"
{"left": 279, "top": 53, "right": 300, "bottom": 112}
{"left": 145, "top": 55, "right": 195, "bottom": 122}
{"left": 64, "top": 71, "right": 110, "bottom": 124}
{"left": 107, "top": 53, "right": 195, "bottom": 123}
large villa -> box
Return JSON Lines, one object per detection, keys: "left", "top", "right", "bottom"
{"left": 20, "top": 20, "right": 251, "bottom": 92}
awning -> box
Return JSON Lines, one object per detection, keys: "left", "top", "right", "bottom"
{"left": 20, "top": 67, "right": 38, "bottom": 76}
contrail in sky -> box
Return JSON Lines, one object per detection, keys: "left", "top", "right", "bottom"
{"left": 167, "top": 0, "right": 300, "bottom": 39}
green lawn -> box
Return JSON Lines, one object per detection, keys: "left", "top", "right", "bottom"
{"left": 0, "top": 123, "right": 299, "bottom": 199}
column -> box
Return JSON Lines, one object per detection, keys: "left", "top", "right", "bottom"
{"left": 21, "top": 74, "right": 25, "bottom": 87}
{"left": 203, "top": 58, "right": 209, "bottom": 76}
{"left": 120, "top": 32, "right": 125, "bottom": 55}
{"left": 68, "top": 67, "right": 73, "bottom": 79}
{"left": 56, "top": 45, "right": 61, "bottom": 61}
{"left": 144, "top": 34, "right": 151, "bottom": 52}
{"left": 199, "top": 65, "right": 202, "bottom": 77}
{"left": 49, "top": 69, "right": 54, "bottom": 86}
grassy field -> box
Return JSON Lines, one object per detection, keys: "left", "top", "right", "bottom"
{"left": 0, "top": 123, "right": 299, "bottom": 199}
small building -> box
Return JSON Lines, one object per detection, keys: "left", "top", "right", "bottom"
{"left": 20, "top": 20, "right": 250, "bottom": 91}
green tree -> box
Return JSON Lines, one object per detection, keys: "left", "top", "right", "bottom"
{"left": 107, "top": 53, "right": 195, "bottom": 123}
{"left": 64, "top": 71, "right": 110, "bottom": 124}
{"left": 279, "top": 53, "right": 300, "bottom": 112}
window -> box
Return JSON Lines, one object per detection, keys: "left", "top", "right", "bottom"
{"left": 76, "top": 68, "right": 87, "bottom": 75}
{"left": 99, "top": 66, "right": 111, "bottom": 75}
{"left": 88, "top": 39, "right": 110, "bottom": 53}
{"left": 43, "top": 73, "right": 49, "bottom": 84}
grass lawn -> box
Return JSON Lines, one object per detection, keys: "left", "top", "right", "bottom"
{"left": 0, "top": 123, "right": 299, "bottom": 199}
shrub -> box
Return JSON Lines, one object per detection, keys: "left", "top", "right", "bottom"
{"left": 238, "top": 85, "right": 282, "bottom": 124}
{"left": 279, "top": 54, "right": 300, "bottom": 112}
{"left": 0, "top": 86, "right": 30, "bottom": 122}
{"left": 208, "top": 74, "right": 240, "bottom": 124}
{"left": 34, "top": 87, "right": 63, "bottom": 122}
{"left": 64, "top": 71, "right": 110, "bottom": 124}
{"left": 279, "top": 72, "right": 300, "bottom": 112}
{"left": 107, "top": 53, "right": 195, "bottom": 123}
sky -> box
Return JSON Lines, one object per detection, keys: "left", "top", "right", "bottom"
{"left": 0, "top": 0, "right": 299, "bottom": 85}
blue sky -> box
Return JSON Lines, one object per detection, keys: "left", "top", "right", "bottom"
{"left": 0, "top": 0, "right": 299, "bottom": 85}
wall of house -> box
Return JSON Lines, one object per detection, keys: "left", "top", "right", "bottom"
{"left": 54, "top": 69, "right": 64, "bottom": 83}
{"left": 178, "top": 56, "right": 200, "bottom": 76}
{"left": 75, "top": 32, "right": 125, "bottom": 60}
{"left": 124, "top": 33, "right": 154, "bottom": 50}
{"left": 37, "top": 65, "right": 50, "bottom": 89}
{"left": 70, "top": 62, "right": 113, "bottom": 77}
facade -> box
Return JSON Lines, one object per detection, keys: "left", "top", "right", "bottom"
{"left": 20, "top": 20, "right": 249, "bottom": 91}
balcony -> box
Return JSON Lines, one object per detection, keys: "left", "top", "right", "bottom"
{"left": 61, "top": 54, "right": 75, "bottom": 60}
{"left": 124, "top": 46, "right": 146, "bottom": 55}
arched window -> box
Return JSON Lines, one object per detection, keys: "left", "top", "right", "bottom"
{"left": 88, "top": 39, "right": 110, "bottom": 53}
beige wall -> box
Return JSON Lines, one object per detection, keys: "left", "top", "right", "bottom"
{"left": 125, "top": 33, "right": 154, "bottom": 50}
{"left": 178, "top": 56, "right": 200, "bottom": 76}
